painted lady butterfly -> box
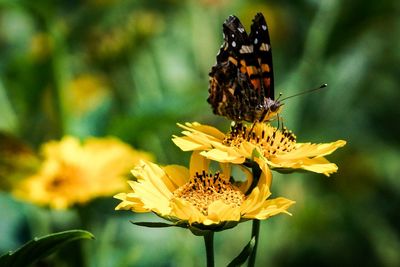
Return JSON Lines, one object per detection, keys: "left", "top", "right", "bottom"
{"left": 208, "top": 13, "right": 282, "bottom": 122}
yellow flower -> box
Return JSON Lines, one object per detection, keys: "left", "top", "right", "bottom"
{"left": 172, "top": 122, "right": 346, "bottom": 176}
{"left": 114, "top": 152, "right": 294, "bottom": 232}
{"left": 13, "top": 136, "right": 152, "bottom": 209}
{"left": 29, "top": 33, "right": 52, "bottom": 62}
{"left": 65, "top": 74, "right": 110, "bottom": 115}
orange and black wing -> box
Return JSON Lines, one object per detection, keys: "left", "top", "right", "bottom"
{"left": 249, "top": 13, "right": 274, "bottom": 100}
{"left": 208, "top": 15, "right": 256, "bottom": 121}
{"left": 208, "top": 13, "right": 279, "bottom": 122}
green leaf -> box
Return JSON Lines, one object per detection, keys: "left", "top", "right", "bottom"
{"left": 130, "top": 221, "right": 187, "bottom": 228}
{"left": 188, "top": 221, "right": 239, "bottom": 236}
{"left": 0, "top": 229, "right": 94, "bottom": 267}
{"left": 227, "top": 237, "right": 256, "bottom": 267}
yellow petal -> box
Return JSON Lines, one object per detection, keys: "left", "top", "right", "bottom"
{"left": 236, "top": 165, "right": 253, "bottom": 193}
{"left": 244, "top": 197, "right": 295, "bottom": 219}
{"left": 170, "top": 198, "right": 205, "bottom": 224}
{"left": 238, "top": 142, "right": 257, "bottom": 159}
{"left": 268, "top": 157, "right": 339, "bottom": 176}
{"left": 255, "top": 157, "right": 272, "bottom": 187}
{"left": 172, "top": 136, "right": 210, "bottom": 151}
{"left": 113, "top": 192, "right": 148, "bottom": 212}
{"left": 206, "top": 200, "right": 241, "bottom": 224}
{"left": 301, "top": 162, "right": 338, "bottom": 176}
{"left": 201, "top": 149, "right": 245, "bottom": 164}
{"left": 279, "top": 140, "right": 346, "bottom": 159}
{"left": 189, "top": 151, "right": 210, "bottom": 179}
{"left": 132, "top": 161, "right": 173, "bottom": 199}
{"left": 130, "top": 161, "right": 174, "bottom": 215}
{"left": 241, "top": 169, "right": 272, "bottom": 214}
{"left": 133, "top": 183, "right": 171, "bottom": 214}
{"left": 219, "top": 162, "right": 231, "bottom": 182}
{"left": 179, "top": 122, "right": 226, "bottom": 140}
{"left": 163, "top": 165, "right": 189, "bottom": 188}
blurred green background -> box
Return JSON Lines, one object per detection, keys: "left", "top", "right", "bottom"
{"left": 1, "top": 0, "right": 399, "bottom": 266}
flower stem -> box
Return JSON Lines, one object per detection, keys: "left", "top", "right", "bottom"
{"left": 203, "top": 232, "right": 215, "bottom": 267}
{"left": 248, "top": 219, "right": 260, "bottom": 267}
{"left": 248, "top": 163, "right": 262, "bottom": 267}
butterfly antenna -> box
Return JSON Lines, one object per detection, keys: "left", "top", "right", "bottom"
{"left": 279, "top": 83, "right": 327, "bottom": 102}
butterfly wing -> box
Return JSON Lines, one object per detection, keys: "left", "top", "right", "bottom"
{"left": 215, "top": 15, "right": 250, "bottom": 65}
{"left": 208, "top": 13, "right": 278, "bottom": 122}
{"left": 208, "top": 15, "right": 256, "bottom": 121}
{"left": 249, "top": 13, "right": 274, "bottom": 100}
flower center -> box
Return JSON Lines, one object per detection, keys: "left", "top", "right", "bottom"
{"left": 45, "top": 162, "right": 83, "bottom": 192}
{"left": 223, "top": 123, "right": 297, "bottom": 156}
{"left": 173, "top": 171, "right": 244, "bottom": 215}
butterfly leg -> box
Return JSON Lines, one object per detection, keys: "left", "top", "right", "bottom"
{"left": 247, "top": 120, "right": 259, "bottom": 141}
{"left": 277, "top": 114, "right": 281, "bottom": 129}
{"left": 277, "top": 114, "right": 287, "bottom": 130}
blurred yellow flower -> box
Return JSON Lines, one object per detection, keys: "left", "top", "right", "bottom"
{"left": 91, "top": 11, "right": 164, "bottom": 60}
{"left": 29, "top": 32, "right": 52, "bottom": 62}
{"left": 114, "top": 152, "right": 294, "bottom": 230}
{"left": 172, "top": 122, "right": 346, "bottom": 176}
{"left": 65, "top": 74, "right": 110, "bottom": 115}
{"left": 13, "top": 136, "right": 152, "bottom": 209}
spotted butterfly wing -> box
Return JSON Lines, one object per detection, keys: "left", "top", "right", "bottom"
{"left": 249, "top": 13, "right": 274, "bottom": 100}
{"left": 208, "top": 15, "right": 256, "bottom": 122}
{"left": 208, "top": 13, "right": 282, "bottom": 122}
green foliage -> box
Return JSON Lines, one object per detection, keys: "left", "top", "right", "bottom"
{"left": 0, "top": 0, "right": 399, "bottom": 266}
{"left": 0, "top": 230, "right": 94, "bottom": 267}
{"left": 227, "top": 237, "right": 255, "bottom": 267}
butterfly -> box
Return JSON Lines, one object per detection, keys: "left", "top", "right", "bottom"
{"left": 208, "top": 13, "right": 283, "bottom": 123}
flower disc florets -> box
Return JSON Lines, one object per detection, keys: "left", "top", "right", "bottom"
{"left": 224, "top": 123, "right": 297, "bottom": 157}
{"left": 173, "top": 171, "right": 244, "bottom": 216}
{"left": 172, "top": 122, "right": 346, "bottom": 176}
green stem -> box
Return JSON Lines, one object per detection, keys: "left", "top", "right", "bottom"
{"left": 25, "top": 4, "right": 67, "bottom": 139}
{"left": 244, "top": 160, "right": 262, "bottom": 195}
{"left": 248, "top": 219, "right": 260, "bottom": 267}
{"left": 248, "top": 163, "right": 262, "bottom": 267}
{"left": 65, "top": 206, "right": 89, "bottom": 267}
{"left": 203, "top": 232, "right": 215, "bottom": 267}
